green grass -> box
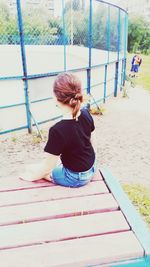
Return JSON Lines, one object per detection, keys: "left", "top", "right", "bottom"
{"left": 127, "top": 53, "right": 150, "bottom": 91}
{"left": 123, "top": 184, "right": 150, "bottom": 229}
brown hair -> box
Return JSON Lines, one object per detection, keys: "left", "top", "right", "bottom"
{"left": 53, "top": 72, "right": 83, "bottom": 119}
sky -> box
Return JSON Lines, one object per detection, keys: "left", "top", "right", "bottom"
{"left": 54, "top": 0, "right": 62, "bottom": 16}
{"left": 107, "top": 0, "right": 128, "bottom": 9}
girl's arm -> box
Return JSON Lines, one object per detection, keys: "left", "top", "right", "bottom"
{"left": 19, "top": 152, "right": 59, "bottom": 182}
{"left": 91, "top": 131, "right": 97, "bottom": 155}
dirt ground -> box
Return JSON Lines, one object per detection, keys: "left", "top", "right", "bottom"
{"left": 1, "top": 85, "right": 150, "bottom": 186}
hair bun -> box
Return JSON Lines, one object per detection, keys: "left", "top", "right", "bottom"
{"left": 74, "top": 93, "right": 82, "bottom": 101}
{"left": 69, "top": 98, "right": 77, "bottom": 107}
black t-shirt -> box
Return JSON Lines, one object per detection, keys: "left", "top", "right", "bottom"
{"left": 44, "top": 108, "right": 95, "bottom": 172}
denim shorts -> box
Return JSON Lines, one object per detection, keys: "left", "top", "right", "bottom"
{"left": 51, "top": 162, "right": 96, "bottom": 188}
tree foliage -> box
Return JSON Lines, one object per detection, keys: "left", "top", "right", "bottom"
{"left": 1, "top": 1, "right": 149, "bottom": 54}
{"left": 128, "top": 16, "right": 150, "bottom": 54}
{"left": 0, "top": 2, "right": 64, "bottom": 45}
{"left": 64, "top": 2, "right": 118, "bottom": 51}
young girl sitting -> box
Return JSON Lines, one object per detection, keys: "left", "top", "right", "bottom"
{"left": 20, "top": 73, "right": 96, "bottom": 187}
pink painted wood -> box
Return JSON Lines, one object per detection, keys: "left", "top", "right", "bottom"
{"left": 0, "top": 193, "right": 118, "bottom": 226}
{"left": 0, "top": 171, "right": 144, "bottom": 266}
{"left": 0, "top": 232, "right": 143, "bottom": 267}
{"left": 0, "top": 211, "right": 130, "bottom": 250}
{"left": 0, "top": 180, "right": 108, "bottom": 207}
{"left": 0, "top": 170, "right": 102, "bottom": 192}
{"left": 91, "top": 170, "right": 103, "bottom": 181}
{"left": 0, "top": 177, "right": 52, "bottom": 192}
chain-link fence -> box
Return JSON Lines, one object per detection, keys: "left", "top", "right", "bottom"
{"left": 0, "top": 0, "right": 128, "bottom": 135}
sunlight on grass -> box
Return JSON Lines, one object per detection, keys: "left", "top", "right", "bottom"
{"left": 127, "top": 54, "right": 150, "bottom": 91}
{"left": 123, "top": 184, "right": 150, "bottom": 229}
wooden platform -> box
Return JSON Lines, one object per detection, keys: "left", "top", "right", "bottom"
{"left": 0, "top": 167, "right": 150, "bottom": 266}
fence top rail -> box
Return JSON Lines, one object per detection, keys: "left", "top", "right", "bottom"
{"left": 95, "top": 0, "right": 128, "bottom": 14}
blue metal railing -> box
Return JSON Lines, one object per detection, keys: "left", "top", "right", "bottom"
{"left": 0, "top": 0, "right": 128, "bottom": 135}
{"left": 16, "top": 0, "right": 32, "bottom": 133}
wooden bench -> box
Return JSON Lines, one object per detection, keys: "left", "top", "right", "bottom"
{"left": 0, "top": 167, "right": 150, "bottom": 266}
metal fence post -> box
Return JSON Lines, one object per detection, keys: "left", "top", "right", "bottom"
{"left": 103, "top": 64, "right": 107, "bottom": 103}
{"left": 123, "top": 12, "right": 128, "bottom": 86}
{"left": 87, "top": 0, "right": 92, "bottom": 107}
{"left": 107, "top": 5, "right": 110, "bottom": 63}
{"left": 62, "top": 0, "right": 67, "bottom": 71}
{"left": 114, "top": 8, "right": 120, "bottom": 97}
{"left": 16, "top": 0, "right": 32, "bottom": 133}
{"left": 121, "top": 58, "right": 124, "bottom": 87}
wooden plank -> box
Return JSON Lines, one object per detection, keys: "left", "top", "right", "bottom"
{"left": 0, "top": 211, "right": 130, "bottom": 250}
{"left": 0, "top": 169, "right": 102, "bottom": 193}
{"left": 0, "top": 232, "right": 144, "bottom": 267}
{"left": 92, "top": 170, "right": 103, "bottom": 181}
{"left": 0, "top": 181, "right": 108, "bottom": 207}
{"left": 0, "top": 170, "right": 102, "bottom": 192}
{"left": 0, "top": 177, "right": 52, "bottom": 192}
{"left": 0, "top": 194, "right": 118, "bottom": 226}
{"left": 101, "top": 166, "right": 150, "bottom": 255}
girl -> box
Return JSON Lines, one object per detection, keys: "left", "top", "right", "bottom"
{"left": 20, "top": 73, "right": 96, "bottom": 187}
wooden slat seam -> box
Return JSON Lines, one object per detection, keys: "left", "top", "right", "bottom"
{"left": 0, "top": 208, "right": 120, "bottom": 227}
{"left": 0, "top": 229, "right": 131, "bottom": 251}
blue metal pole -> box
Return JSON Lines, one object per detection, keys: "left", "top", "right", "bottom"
{"left": 121, "top": 58, "right": 124, "bottom": 87}
{"left": 114, "top": 8, "right": 120, "bottom": 97}
{"left": 87, "top": 0, "right": 92, "bottom": 107}
{"left": 120, "top": 12, "right": 124, "bottom": 87}
{"left": 107, "top": 5, "right": 110, "bottom": 63}
{"left": 62, "top": 0, "right": 67, "bottom": 71}
{"left": 123, "top": 12, "right": 128, "bottom": 86}
{"left": 88, "top": 0, "right": 92, "bottom": 74}
{"left": 103, "top": 64, "right": 107, "bottom": 103}
{"left": 16, "top": 0, "right": 32, "bottom": 133}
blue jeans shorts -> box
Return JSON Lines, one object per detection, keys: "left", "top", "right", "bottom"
{"left": 51, "top": 162, "right": 96, "bottom": 188}
{"left": 133, "top": 64, "right": 139, "bottom": 73}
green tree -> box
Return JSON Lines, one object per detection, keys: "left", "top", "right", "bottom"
{"left": 72, "top": 10, "right": 88, "bottom": 45}
{"left": 92, "top": 6, "right": 108, "bottom": 50}
{"left": 0, "top": 1, "right": 63, "bottom": 45}
{"left": 64, "top": 2, "right": 118, "bottom": 51}
{"left": 0, "top": 1, "right": 19, "bottom": 44}
{"left": 128, "top": 16, "right": 150, "bottom": 54}
{"left": 65, "top": 0, "right": 82, "bottom": 12}
{"left": 0, "top": 1, "right": 9, "bottom": 21}
{"left": 22, "top": 8, "right": 63, "bottom": 45}
{"left": 64, "top": 1, "right": 88, "bottom": 46}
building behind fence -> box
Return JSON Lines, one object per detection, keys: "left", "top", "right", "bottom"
{"left": 0, "top": 0, "right": 128, "bottom": 135}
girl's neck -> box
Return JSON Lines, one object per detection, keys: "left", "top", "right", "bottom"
{"left": 61, "top": 105, "right": 72, "bottom": 119}
{"left": 62, "top": 107, "right": 81, "bottom": 120}
{"left": 57, "top": 100, "right": 81, "bottom": 120}
{"left": 62, "top": 111, "right": 73, "bottom": 120}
